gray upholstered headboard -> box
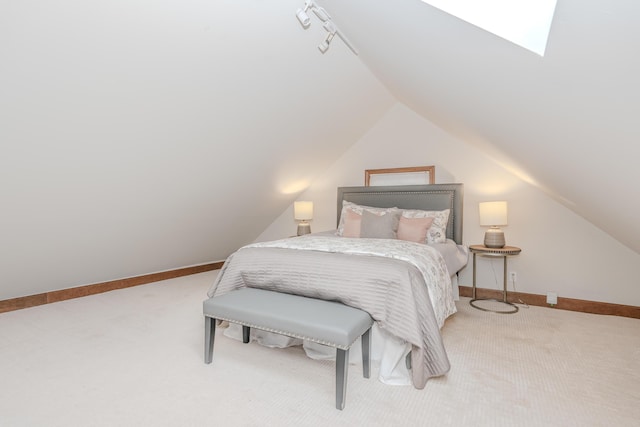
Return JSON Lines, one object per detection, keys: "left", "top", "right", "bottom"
{"left": 337, "top": 184, "right": 464, "bottom": 245}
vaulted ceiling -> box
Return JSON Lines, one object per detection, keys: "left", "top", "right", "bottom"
{"left": 322, "top": 0, "right": 640, "bottom": 253}
{"left": 0, "top": 0, "right": 394, "bottom": 298}
{"left": 1, "top": 0, "right": 638, "bottom": 300}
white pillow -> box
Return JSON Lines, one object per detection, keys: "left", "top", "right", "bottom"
{"left": 401, "top": 208, "right": 450, "bottom": 243}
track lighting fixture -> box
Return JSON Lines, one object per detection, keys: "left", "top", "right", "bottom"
{"left": 318, "top": 21, "right": 336, "bottom": 53}
{"left": 296, "top": 3, "right": 311, "bottom": 27}
{"left": 295, "top": 0, "right": 358, "bottom": 55}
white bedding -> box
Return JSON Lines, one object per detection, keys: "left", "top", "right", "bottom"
{"left": 214, "top": 232, "right": 468, "bottom": 386}
{"left": 244, "top": 234, "right": 457, "bottom": 327}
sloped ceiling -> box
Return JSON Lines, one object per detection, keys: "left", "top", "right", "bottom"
{"left": 0, "top": 0, "right": 394, "bottom": 299}
{"left": 2, "top": 0, "right": 638, "bottom": 301}
{"left": 322, "top": 0, "right": 640, "bottom": 254}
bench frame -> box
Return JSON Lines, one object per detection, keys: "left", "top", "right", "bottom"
{"left": 203, "top": 291, "right": 372, "bottom": 410}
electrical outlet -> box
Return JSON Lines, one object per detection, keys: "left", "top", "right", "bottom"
{"left": 510, "top": 272, "right": 517, "bottom": 281}
{"left": 547, "top": 292, "right": 558, "bottom": 305}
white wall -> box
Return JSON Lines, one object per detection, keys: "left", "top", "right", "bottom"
{"left": 0, "top": 1, "right": 395, "bottom": 300}
{"left": 258, "top": 103, "right": 640, "bottom": 306}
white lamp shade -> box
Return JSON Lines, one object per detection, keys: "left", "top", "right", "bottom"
{"left": 294, "top": 201, "right": 313, "bottom": 221}
{"left": 479, "top": 201, "right": 508, "bottom": 226}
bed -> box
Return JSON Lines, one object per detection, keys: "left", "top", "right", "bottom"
{"left": 207, "top": 184, "right": 468, "bottom": 389}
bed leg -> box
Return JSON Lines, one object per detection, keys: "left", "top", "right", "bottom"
{"left": 204, "top": 316, "right": 215, "bottom": 364}
{"left": 336, "top": 348, "right": 349, "bottom": 410}
{"left": 242, "top": 325, "right": 250, "bottom": 343}
{"left": 361, "top": 328, "right": 371, "bottom": 379}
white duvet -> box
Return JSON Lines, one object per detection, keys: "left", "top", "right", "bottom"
{"left": 208, "top": 234, "right": 467, "bottom": 388}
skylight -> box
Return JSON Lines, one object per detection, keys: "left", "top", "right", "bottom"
{"left": 423, "top": 0, "right": 557, "bottom": 56}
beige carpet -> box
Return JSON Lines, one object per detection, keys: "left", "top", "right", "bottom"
{"left": 1, "top": 271, "right": 638, "bottom": 426}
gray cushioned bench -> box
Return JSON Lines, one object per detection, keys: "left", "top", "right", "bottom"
{"left": 203, "top": 288, "right": 373, "bottom": 410}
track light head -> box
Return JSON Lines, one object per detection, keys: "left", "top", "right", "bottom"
{"left": 318, "top": 31, "right": 335, "bottom": 54}
{"left": 296, "top": 9, "right": 310, "bottom": 28}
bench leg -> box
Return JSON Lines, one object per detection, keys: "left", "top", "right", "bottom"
{"left": 361, "top": 328, "right": 371, "bottom": 379}
{"left": 242, "top": 325, "right": 250, "bottom": 343}
{"left": 336, "top": 348, "right": 349, "bottom": 410}
{"left": 204, "top": 316, "right": 216, "bottom": 364}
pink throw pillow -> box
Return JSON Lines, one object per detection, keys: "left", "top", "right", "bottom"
{"left": 397, "top": 216, "right": 434, "bottom": 243}
{"left": 342, "top": 208, "right": 362, "bottom": 238}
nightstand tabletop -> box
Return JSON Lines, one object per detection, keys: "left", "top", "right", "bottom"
{"left": 469, "top": 245, "right": 521, "bottom": 256}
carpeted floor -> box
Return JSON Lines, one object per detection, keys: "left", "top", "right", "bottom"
{"left": 1, "top": 271, "right": 638, "bottom": 426}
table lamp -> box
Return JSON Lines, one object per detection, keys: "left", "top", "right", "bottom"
{"left": 479, "top": 201, "right": 508, "bottom": 248}
{"left": 294, "top": 201, "right": 313, "bottom": 236}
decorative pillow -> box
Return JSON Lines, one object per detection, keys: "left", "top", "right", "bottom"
{"left": 401, "top": 209, "right": 450, "bottom": 243}
{"left": 397, "top": 216, "right": 434, "bottom": 244}
{"left": 336, "top": 201, "right": 399, "bottom": 236}
{"left": 360, "top": 209, "right": 401, "bottom": 239}
{"left": 342, "top": 208, "right": 362, "bottom": 238}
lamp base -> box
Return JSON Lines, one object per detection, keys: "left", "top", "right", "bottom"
{"left": 484, "top": 227, "right": 505, "bottom": 248}
{"left": 297, "top": 222, "right": 311, "bottom": 236}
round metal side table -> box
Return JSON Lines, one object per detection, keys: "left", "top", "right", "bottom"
{"left": 469, "top": 245, "right": 522, "bottom": 314}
